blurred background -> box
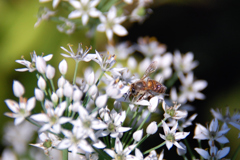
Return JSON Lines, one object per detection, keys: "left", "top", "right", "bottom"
{"left": 0, "top": 0, "right": 240, "bottom": 159}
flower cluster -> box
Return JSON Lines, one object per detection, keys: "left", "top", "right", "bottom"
{"left": 3, "top": 39, "right": 213, "bottom": 160}
{"left": 2, "top": 1, "right": 240, "bottom": 160}
{"left": 36, "top": 0, "right": 153, "bottom": 41}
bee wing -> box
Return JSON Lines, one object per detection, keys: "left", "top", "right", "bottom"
{"left": 141, "top": 61, "right": 158, "bottom": 80}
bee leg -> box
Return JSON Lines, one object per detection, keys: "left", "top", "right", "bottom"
{"left": 146, "top": 91, "right": 156, "bottom": 101}
{"left": 137, "top": 93, "right": 145, "bottom": 102}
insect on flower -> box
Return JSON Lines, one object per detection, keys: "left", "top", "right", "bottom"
{"left": 126, "top": 61, "right": 167, "bottom": 101}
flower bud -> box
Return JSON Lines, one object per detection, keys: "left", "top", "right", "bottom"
{"left": 46, "top": 65, "right": 55, "bottom": 80}
{"left": 148, "top": 96, "right": 159, "bottom": 112}
{"left": 96, "top": 94, "right": 108, "bottom": 108}
{"left": 63, "top": 82, "right": 73, "bottom": 98}
{"left": 36, "top": 56, "right": 46, "bottom": 74}
{"left": 56, "top": 88, "right": 63, "bottom": 98}
{"left": 86, "top": 70, "right": 95, "bottom": 86}
{"left": 59, "top": 59, "right": 68, "bottom": 75}
{"left": 133, "top": 129, "right": 143, "bottom": 142}
{"left": 35, "top": 88, "right": 44, "bottom": 101}
{"left": 73, "top": 89, "right": 83, "bottom": 101}
{"left": 177, "top": 142, "right": 187, "bottom": 156}
{"left": 51, "top": 92, "right": 58, "bottom": 104}
{"left": 88, "top": 84, "right": 98, "bottom": 97}
{"left": 58, "top": 76, "right": 65, "bottom": 88}
{"left": 146, "top": 121, "right": 158, "bottom": 135}
{"left": 13, "top": 80, "right": 25, "bottom": 97}
{"left": 38, "top": 76, "right": 46, "bottom": 90}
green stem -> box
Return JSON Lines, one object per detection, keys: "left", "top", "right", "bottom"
{"left": 50, "top": 79, "right": 55, "bottom": 93}
{"left": 73, "top": 61, "right": 79, "bottom": 85}
{"left": 96, "top": 71, "right": 105, "bottom": 86}
{"left": 124, "top": 111, "right": 148, "bottom": 148}
{"left": 40, "top": 101, "right": 47, "bottom": 113}
{"left": 183, "top": 138, "right": 195, "bottom": 160}
{"left": 143, "top": 141, "right": 166, "bottom": 155}
{"left": 157, "top": 117, "right": 167, "bottom": 127}
{"left": 137, "top": 112, "right": 151, "bottom": 131}
{"left": 232, "top": 143, "right": 240, "bottom": 160}
{"left": 62, "top": 149, "right": 68, "bottom": 160}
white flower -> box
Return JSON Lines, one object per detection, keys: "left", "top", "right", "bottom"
{"left": 162, "top": 100, "right": 187, "bottom": 120}
{"left": 136, "top": 37, "right": 166, "bottom": 57}
{"left": 97, "top": 6, "right": 128, "bottom": 40}
{"left": 58, "top": 128, "right": 93, "bottom": 156}
{"left": 30, "top": 132, "right": 60, "bottom": 155}
{"left": 146, "top": 121, "right": 158, "bottom": 135}
{"left": 173, "top": 50, "right": 198, "bottom": 73}
{"left": 4, "top": 97, "right": 36, "bottom": 125}
{"left": 159, "top": 121, "right": 189, "bottom": 150}
{"left": 96, "top": 94, "right": 108, "bottom": 108}
{"left": 36, "top": 56, "right": 47, "bottom": 74}
{"left": 133, "top": 129, "right": 143, "bottom": 142}
{"left": 38, "top": 76, "right": 46, "bottom": 90}
{"left": 71, "top": 105, "right": 107, "bottom": 141}
{"left": 93, "top": 50, "right": 116, "bottom": 71}
{"left": 13, "top": 80, "right": 25, "bottom": 98}
{"left": 153, "top": 52, "right": 173, "bottom": 80}
{"left": 39, "top": 0, "right": 61, "bottom": 9}
{"left": 61, "top": 43, "right": 96, "bottom": 62}
{"left": 30, "top": 101, "right": 71, "bottom": 133}
{"left": 3, "top": 121, "right": 37, "bottom": 154}
{"left": 34, "top": 7, "right": 56, "bottom": 27}
{"left": 57, "top": 17, "right": 76, "bottom": 34}
{"left": 15, "top": 51, "right": 53, "bottom": 72}
{"left": 194, "top": 118, "right": 230, "bottom": 144}
{"left": 211, "top": 107, "right": 240, "bottom": 130}
{"left": 195, "top": 146, "right": 230, "bottom": 160}
{"left": 59, "top": 59, "right": 68, "bottom": 75}
{"left": 176, "top": 142, "right": 187, "bottom": 156}
{"left": 135, "top": 148, "right": 163, "bottom": 160}
{"left": 99, "top": 109, "right": 131, "bottom": 138}
{"left": 68, "top": 0, "right": 101, "bottom": 25}
{"left": 104, "top": 137, "right": 137, "bottom": 160}
{"left": 46, "top": 65, "right": 55, "bottom": 79}
{"left": 35, "top": 88, "right": 44, "bottom": 101}
{"left": 106, "top": 42, "right": 135, "bottom": 59}
{"left": 1, "top": 148, "right": 17, "bottom": 160}
{"left": 178, "top": 72, "right": 208, "bottom": 103}
{"left": 167, "top": 113, "right": 198, "bottom": 130}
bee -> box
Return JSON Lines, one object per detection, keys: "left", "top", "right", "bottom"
{"left": 126, "top": 61, "right": 167, "bottom": 101}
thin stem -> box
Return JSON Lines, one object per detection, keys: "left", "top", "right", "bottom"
{"left": 157, "top": 117, "right": 167, "bottom": 127}
{"left": 49, "top": 79, "right": 55, "bottom": 93}
{"left": 62, "top": 149, "right": 68, "bottom": 160}
{"left": 73, "top": 61, "right": 79, "bottom": 85}
{"left": 40, "top": 101, "right": 47, "bottom": 113}
{"left": 232, "top": 143, "right": 240, "bottom": 160}
{"left": 143, "top": 141, "right": 166, "bottom": 155}
{"left": 183, "top": 138, "right": 195, "bottom": 160}
{"left": 137, "top": 112, "right": 151, "bottom": 131}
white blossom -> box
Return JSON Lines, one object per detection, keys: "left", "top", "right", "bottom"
{"left": 30, "top": 101, "right": 71, "bottom": 133}
{"left": 61, "top": 43, "right": 96, "bottom": 62}
{"left": 104, "top": 137, "right": 137, "bottom": 160}
{"left": 5, "top": 97, "right": 36, "bottom": 125}
{"left": 68, "top": 0, "right": 101, "bottom": 25}
{"left": 211, "top": 107, "right": 240, "bottom": 130}
{"left": 159, "top": 121, "right": 189, "bottom": 150}
{"left": 97, "top": 6, "right": 128, "bottom": 40}
{"left": 195, "top": 146, "right": 230, "bottom": 160}
{"left": 13, "top": 80, "right": 25, "bottom": 98}
{"left": 194, "top": 118, "right": 230, "bottom": 145}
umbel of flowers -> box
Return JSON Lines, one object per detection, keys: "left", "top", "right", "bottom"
{"left": 4, "top": 39, "right": 238, "bottom": 160}
{"left": 3, "top": 0, "right": 240, "bottom": 160}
